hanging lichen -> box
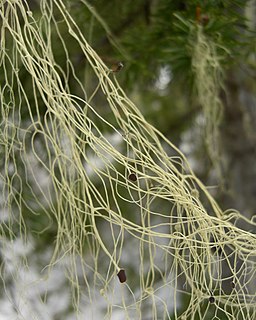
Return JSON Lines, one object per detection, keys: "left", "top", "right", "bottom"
{"left": 0, "top": 1, "right": 255, "bottom": 319}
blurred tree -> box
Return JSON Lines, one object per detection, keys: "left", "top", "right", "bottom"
{"left": 1, "top": 0, "right": 256, "bottom": 319}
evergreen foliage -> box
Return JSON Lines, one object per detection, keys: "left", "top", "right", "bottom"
{"left": 0, "top": 0, "right": 255, "bottom": 319}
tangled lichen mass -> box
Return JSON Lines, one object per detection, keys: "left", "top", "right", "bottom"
{"left": 0, "top": 1, "right": 256, "bottom": 319}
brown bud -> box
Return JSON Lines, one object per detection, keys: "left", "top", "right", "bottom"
{"left": 209, "top": 296, "right": 215, "bottom": 304}
{"left": 201, "top": 14, "right": 210, "bottom": 26}
{"left": 117, "top": 269, "right": 126, "bottom": 283}
{"left": 111, "top": 62, "right": 124, "bottom": 73}
{"left": 128, "top": 173, "right": 137, "bottom": 182}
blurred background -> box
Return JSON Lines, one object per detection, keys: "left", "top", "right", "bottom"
{"left": 0, "top": 0, "right": 256, "bottom": 319}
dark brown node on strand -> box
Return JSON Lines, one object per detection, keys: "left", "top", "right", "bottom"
{"left": 128, "top": 173, "right": 137, "bottom": 182}
{"left": 209, "top": 296, "right": 215, "bottom": 304}
{"left": 117, "top": 269, "right": 126, "bottom": 283}
{"left": 111, "top": 62, "right": 124, "bottom": 73}
{"left": 201, "top": 14, "right": 209, "bottom": 26}
{"left": 231, "top": 281, "right": 235, "bottom": 289}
